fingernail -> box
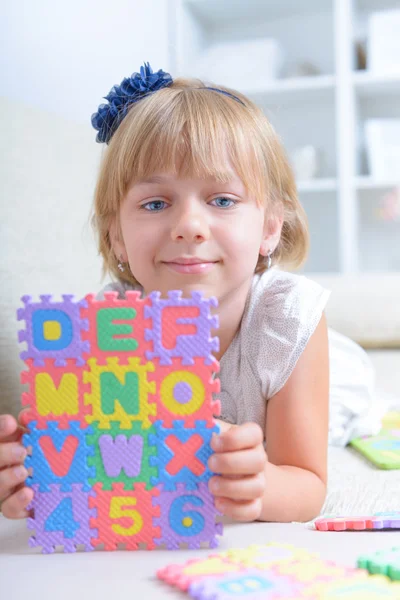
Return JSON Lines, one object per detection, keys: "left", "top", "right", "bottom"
{"left": 13, "top": 466, "right": 27, "bottom": 480}
{"left": 17, "top": 488, "right": 28, "bottom": 503}
{"left": 209, "top": 478, "right": 220, "bottom": 493}
{"left": 215, "top": 499, "right": 225, "bottom": 512}
{"left": 13, "top": 447, "right": 26, "bottom": 461}
{"left": 208, "top": 456, "right": 217, "bottom": 471}
{"left": 211, "top": 433, "right": 222, "bottom": 451}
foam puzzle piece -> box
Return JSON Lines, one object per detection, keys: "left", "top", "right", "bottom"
{"left": 158, "top": 543, "right": 400, "bottom": 599}
{"left": 148, "top": 357, "right": 220, "bottom": 428}
{"left": 23, "top": 421, "right": 95, "bottom": 492}
{"left": 27, "top": 483, "right": 96, "bottom": 553}
{"left": 88, "top": 482, "right": 161, "bottom": 550}
{"left": 350, "top": 428, "right": 400, "bottom": 469}
{"left": 18, "top": 295, "right": 89, "bottom": 366}
{"left": 156, "top": 544, "right": 319, "bottom": 594}
{"left": 382, "top": 411, "right": 400, "bottom": 429}
{"left": 153, "top": 482, "right": 223, "bottom": 549}
{"left": 315, "top": 512, "right": 400, "bottom": 531}
{"left": 18, "top": 290, "right": 222, "bottom": 553}
{"left": 189, "top": 569, "right": 302, "bottom": 600}
{"left": 144, "top": 290, "right": 219, "bottom": 365}
{"left": 157, "top": 556, "right": 244, "bottom": 591}
{"left": 358, "top": 547, "right": 400, "bottom": 581}
{"left": 305, "top": 574, "right": 400, "bottom": 599}
{"left": 86, "top": 421, "right": 157, "bottom": 490}
{"left": 273, "top": 558, "right": 367, "bottom": 584}
{"left": 223, "top": 543, "right": 318, "bottom": 569}
{"left": 149, "top": 420, "right": 218, "bottom": 490}
{"left": 20, "top": 358, "right": 90, "bottom": 429}
{"left": 81, "top": 291, "right": 152, "bottom": 364}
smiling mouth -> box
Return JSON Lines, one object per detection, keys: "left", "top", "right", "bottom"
{"left": 162, "top": 259, "right": 218, "bottom": 274}
{"left": 165, "top": 256, "right": 217, "bottom": 264}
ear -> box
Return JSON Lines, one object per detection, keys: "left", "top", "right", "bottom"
{"left": 109, "top": 217, "right": 128, "bottom": 263}
{"left": 259, "top": 210, "right": 284, "bottom": 257}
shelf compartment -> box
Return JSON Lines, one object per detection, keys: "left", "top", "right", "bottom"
{"left": 185, "top": 0, "right": 333, "bottom": 26}
{"left": 242, "top": 75, "right": 336, "bottom": 104}
{"left": 355, "top": 177, "right": 400, "bottom": 190}
{"left": 297, "top": 179, "right": 337, "bottom": 193}
{"left": 353, "top": 72, "right": 400, "bottom": 98}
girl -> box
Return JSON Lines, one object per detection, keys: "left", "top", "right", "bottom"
{"left": 0, "top": 63, "right": 377, "bottom": 523}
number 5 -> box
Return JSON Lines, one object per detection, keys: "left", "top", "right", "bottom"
{"left": 109, "top": 496, "right": 143, "bottom": 536}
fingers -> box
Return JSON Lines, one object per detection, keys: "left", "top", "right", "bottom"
{"left": 209, "top": 473, "right": 266, "bottom": 501}
{"left": 0, "top": 465, "right": 29, "bottom": 502}
{"left": 0, "top": 465, "right": 29, "bottom": 496}
{"left": 18, "top": 408, "right": 31, "bottom": 431}
{"left": 0, "top": 486, "right": 34, "bottom": 519}
{"left": 208, "top": 445, "right": 266, "bottom": 475}
{"left": 208, "top": 424, "right": 267, "bottom": 522}
{"left": 214, "top": 497, "right": 262, "bottom": 522}
{"left": 0, "top": 441, "right": 27, "bottom": 469}
{"left": 0, "top": 415, "right": 21, "bottom": 444}
{"left": 211, "top": 422, "right": 263, "bottom": 453}
{"left": 213, "top": 419, "right": 235, "bottom": 435}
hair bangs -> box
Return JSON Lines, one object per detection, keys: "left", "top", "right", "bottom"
{"left": 114, "top": 85, "right": 266, "bottom": 203}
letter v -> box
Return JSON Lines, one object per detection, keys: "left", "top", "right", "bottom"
{"left": 39, "top": 436, "right": 79, "bottom": 477}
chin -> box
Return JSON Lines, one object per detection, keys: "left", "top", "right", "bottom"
{"left": 159, "top": 280, "right": 218, "bottom": 299}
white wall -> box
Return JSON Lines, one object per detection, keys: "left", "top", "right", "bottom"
{"left": 1, "top": 0, "right": 171, "bottom": 123}
{"left": 0, "top": 0, "right": 171, "bottom": 415}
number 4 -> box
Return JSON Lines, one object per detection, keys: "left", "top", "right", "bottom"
{"left": 44, "top": 498, "right": 80, "bottom": 539}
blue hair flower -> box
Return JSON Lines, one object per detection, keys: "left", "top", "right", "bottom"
{"left": 91, "top": 62, "right": 173, "bottom": 144}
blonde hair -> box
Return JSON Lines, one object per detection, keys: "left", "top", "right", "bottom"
{"left": 92, "top": 77, "right": 309, "bottom": 285}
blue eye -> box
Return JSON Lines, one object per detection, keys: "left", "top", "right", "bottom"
{"left": 211, "top": 197, "right": 236, "bottom": 208}
{"left": 142, "top": 200, "right": 167, "bottom": 211}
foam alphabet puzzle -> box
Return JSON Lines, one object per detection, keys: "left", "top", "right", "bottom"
{"left": 350, "top": 429, "right": 400, "bottom": 469}
{"left": 17, "top": 290, "right": 223, "bottom": 553}
{"left": 158, "top": 543, "right": 400, "bottom": 599}
{"left": 315, "top": 512, "right": 400, "bottom": 531}
{"left": 358, "top": 546, "right": 400, "bottom": 581}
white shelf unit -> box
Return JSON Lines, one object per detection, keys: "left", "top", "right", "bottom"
{"left": 171, "top": 0, "right": 400, "bottom": 274}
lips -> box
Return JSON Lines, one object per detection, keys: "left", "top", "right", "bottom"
{"left": 162, "top": 257, "right": 218, "bottom": 274}
{"left": 166, "top": 256, "right": 216, "bottom": 264}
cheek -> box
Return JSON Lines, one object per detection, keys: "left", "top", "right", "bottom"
{"left": 120, "top": 213, "right": 148, "bottom": 251}
{"left": 231, "top": 218, "right": 264, "bottom": 254}
{"left": 126, "top": 236, "right": 152, "bottom": 265}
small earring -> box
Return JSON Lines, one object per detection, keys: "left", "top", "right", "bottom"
{"left": 267, "top": 250, "right": 273, "bottom": 270}
{"left": 117, "top": 255, "right": 125, "bottom": 272}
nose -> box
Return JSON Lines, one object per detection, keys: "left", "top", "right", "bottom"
{"left": 170, "top": 200, "right": 210, "bottom": 243}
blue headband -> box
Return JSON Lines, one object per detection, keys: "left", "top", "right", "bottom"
{"left": 91, "top": 62, "right": 245, "bottom": 144}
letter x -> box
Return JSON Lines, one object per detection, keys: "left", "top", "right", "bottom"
{"left": 165, "top": 434, "right": 205, "bottom": 476}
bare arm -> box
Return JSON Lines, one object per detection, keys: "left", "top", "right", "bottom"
{"left": 259, "top": 312, "right": 329, "bottom": 522}
{"left": 208, "top": 313, "right": 329, "bottom": 523}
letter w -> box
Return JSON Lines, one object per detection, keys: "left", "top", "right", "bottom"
{"left": 99, "top": 434, "right": 143, "bottom": 477}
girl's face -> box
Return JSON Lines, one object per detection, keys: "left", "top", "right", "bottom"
{"left": 113, "top": 167, "right": 280, "bottom": 301}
